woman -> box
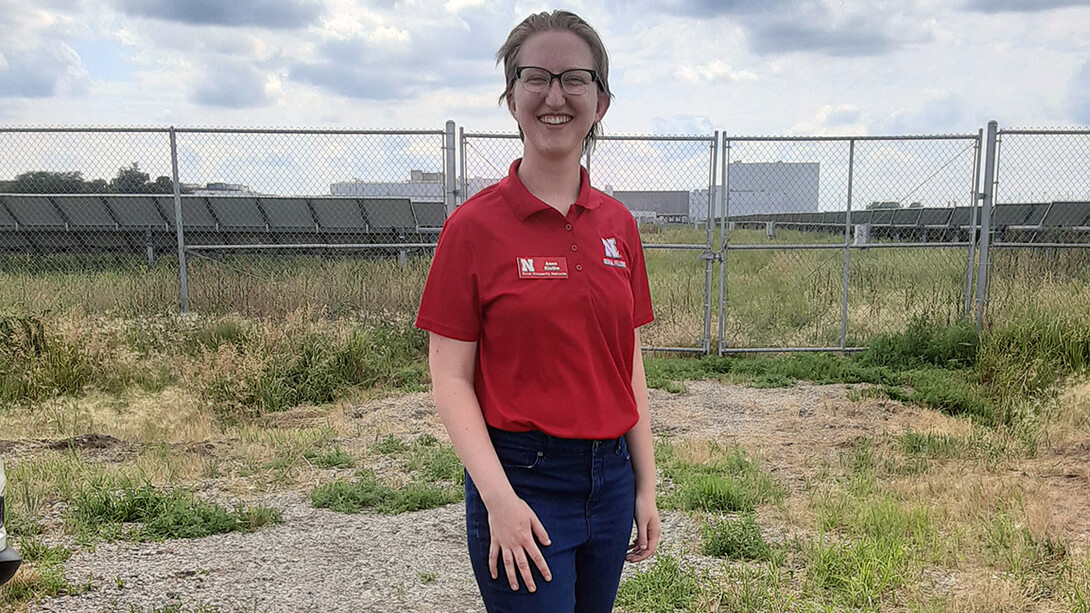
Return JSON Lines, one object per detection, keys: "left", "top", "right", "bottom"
{"left": 415, "top": 10, "right": 659, "bottom": 611}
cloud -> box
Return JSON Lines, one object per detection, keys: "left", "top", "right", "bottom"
{"left": 642, "top": 0, "right": 932, "bottom": 57}
{"left": 640, "top": 0, "right": 792, "bottom": 17}
{"left": 117, "top": 0, "right": 321, "bottom": 29}
{"left": 789, "top": 104, "right": 866, "bottom": 135}
{"left": 963, "top": 0, "right": 1090, "bottom": 12}
{"left": 290, "top": 12, "right": 505, "bottom": 101}
{"left": 1071, "top": 59, "right": 1090, "bottom": 126}
{"left": 748, "top": 20, "right": 896, "bottom": 56}
{"left": 192, "top": 61, "right": 275, "bottom": 108}
{"left": 679, "top": 60, "right": 757, "bottom": 83}
{"left": 0, "top": 43, "right": 90, "bottom": 98}
{"left": 882, "top": 92, "right": 969, "bottom": 134}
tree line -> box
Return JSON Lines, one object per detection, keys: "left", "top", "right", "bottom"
{"left": 0, "top": 164, "right": 189, "bottom": 194}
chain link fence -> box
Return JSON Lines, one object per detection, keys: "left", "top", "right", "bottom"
{"left": 4, "top": 123, "right": 1086, "bottom": 352}
{"left": 460, "top": 131, "right": 718, "bottom": 352}
{"left": 984, "top": 128, "right": 1090, "bottom": 329}
{"left": 718, "top": 134, "right": 981, "bottom": 352}
{"left": 0, "top": 127, "right": 450, "bottom": 320}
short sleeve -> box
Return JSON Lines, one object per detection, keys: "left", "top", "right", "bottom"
{"left": 415, "top": 218, "right": 481, "bottom": 341}
{"left": 627, "top": 219, "right": 654, "bottom": 328}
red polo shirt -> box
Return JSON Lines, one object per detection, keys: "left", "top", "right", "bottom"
{"left": 415, "top": 159, "right": 654, "bottom": 439}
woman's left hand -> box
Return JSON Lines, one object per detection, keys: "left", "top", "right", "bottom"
{"left": 626, "top": 490, "right": 660, "bottom": 563}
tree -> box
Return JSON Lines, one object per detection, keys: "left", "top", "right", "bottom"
{"left": 109, "top": 163, "right": 152, "bottom": 194}
{"left": 1, "top": 170, "right": 87, "bottom": 193}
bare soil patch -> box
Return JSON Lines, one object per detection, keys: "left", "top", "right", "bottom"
{"left": 15, "top": 380, "right": 1090, "bottom": 612}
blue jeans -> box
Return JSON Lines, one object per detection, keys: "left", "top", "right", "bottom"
{"left": 465, "top": 427, "right": 636, "bottom": 613}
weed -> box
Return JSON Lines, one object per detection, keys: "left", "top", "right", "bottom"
{"left": 70, "top": 481, "right": 281, "bottom": 544}
{"left": 700, "top": 514, "right": 774, "bottom": 561}
{"left": 309, "top": 470, "right": 462, "bottom": 515}
{"left": 657, "top": 440, "right": 783, "bottom": 513}
{"left": 803, "top": 534, "right": 906, "bottom": 609}
{"left": 418, "top": 571, "right": 437, "bottom": 584}
{"left": 615, "top": 554, "right": 703, "bottom": 613}
{"left": 304, "top": 446, "right": 355, "bottom": 469}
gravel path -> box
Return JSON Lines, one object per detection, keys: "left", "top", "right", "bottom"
{"left": 30, "top": 495, "right": 697, "bottom": 613}
{"left": 26, "top": 381, "right": 945, "bottom": 612}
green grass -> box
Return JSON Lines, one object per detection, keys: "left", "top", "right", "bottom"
{"left": 657, "top": 440, "right": 783, "bottom": 513}
{"left": 69, "top": 481, "right": 281, "bottom": 544}
{"left": 311, "top": 436, "right": 464, "bottom": 514}
{"left": 310, "top": 470, "right": 462, "bottom": 515}
{"left": 615, "top": 554, "right": 704, "bottom": 613}
{"left": 700, "top": 514, "right": 775, "bottom": 561}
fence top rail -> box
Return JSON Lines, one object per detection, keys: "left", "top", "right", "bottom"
{"left": 0, "top": 126, "right": 446, "bottom": 136}
{"left": 463, "top": 131, "right": 715, "bottom": 142}
{"left": 997, "top": 128, "right": 1090, "bottom": 136}
{"left": 724, "top": 134, "right": 978, "bottom": 142}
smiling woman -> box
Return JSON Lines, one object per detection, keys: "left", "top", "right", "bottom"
{"left": 415, "top": 9, "right": 660, "bottom": 613}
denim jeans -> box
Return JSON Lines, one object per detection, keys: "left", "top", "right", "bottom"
{"left": 465, "top": 427, "right": 636, "bottom": 613}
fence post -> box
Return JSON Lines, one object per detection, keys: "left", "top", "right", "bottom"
{"left": 458, "top": 126, "right": 467, "bottom": 206}
{"left": 839, "top": 139, "right": 856, "bottom": 349}
{"left": 444, "top": 120, "right": 457, "bottom": 217}
{"left": 701, "top": 131, "right": 719, "bottom": 355}
{"left": 974, "top": 121, "right": 998, "bottom": 330}
{"left": 963, "top": 128, "right": 983, "bottom": 317}
{"left": 169, "top": 127, "right": 190, "bottom": 314}
{"left": 717, "top": 137, "right": 730, "bottom": 355}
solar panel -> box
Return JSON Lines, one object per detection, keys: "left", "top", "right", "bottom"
{"left": 1041, "top": 202, "right": 1090, "bottom": 227}
{"left": 156, "top": 196, "right": 217, "bottom": 229}
{"left": 850, "top": 210, "right": 873, "bottom": 224}
{"left": 0, "top": 201, "right": 16, "bottom": 227}
{"left": 1, "top": 195, "right": 66, "bottom": 227}
{"left": 206, "top": 197, "right": 266, "bottom": 229}
{"left": 106, "top": 196, "right": 170, "bottom": 228}
{"left": 412, "top": 202, "right": 446, "bottom": 227}
{"left": 259, "top": 198, "right": 316, "bottom": 230}
{"left": 892, "top": 209, "right": 921, "bottom": 225}
{"left": 992, "top": 204, "right": 1039, "bottom": 226}
{"left": 53, "top": 195, "right": 116, "bottom": 227}
{"left": 918, "top": 208, "right": 952, "bottom": 226}
{"left": 311, "top": 198, "right": 366, "bottom": 230}
{"left": 949, "top": 207, "right": 981, "bottom": 227}
{"left": 361, "top": 198, "right": 415, "bottom": 230}
{"left": 1024, "top": 204, "right": 1049, "bottom": 226}
{"left": 0, "top": 233, "right": 31, "bottom": 250}
{"left": 871, "top": 210, "right": 895, "bottom": 225}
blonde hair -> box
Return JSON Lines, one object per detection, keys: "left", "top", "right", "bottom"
{"left": 496, "top": 10, "right": 612, "bottom": 153}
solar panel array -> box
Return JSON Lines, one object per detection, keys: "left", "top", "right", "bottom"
{"left": 0, "top": 194, "right": 446, "bottom": 256}
{"left": 725, "top": 201, "right": 1090, "bottom": 243}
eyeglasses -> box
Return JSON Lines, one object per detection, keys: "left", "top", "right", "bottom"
{"left": 514, "top": 66, "right": 600, "bottom": 96}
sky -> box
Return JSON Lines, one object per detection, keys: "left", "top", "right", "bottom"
{"left": 1, "top": 0, "right": 1089, "bottom": 137}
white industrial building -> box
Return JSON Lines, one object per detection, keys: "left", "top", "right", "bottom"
{"left": 691, "top": 161, "right": 820, "bottom": 221}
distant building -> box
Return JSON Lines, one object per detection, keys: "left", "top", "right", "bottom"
{"left": 331, "top": 171, "right": 444, "bottom": 204}
{"left": 613, "top": 190, "right": 690, "bottom": 223}
{"left": 693, "top": 161, "right": 820, "bottom": 221}
{"left": 183, "top": 182, "right": 257, "bottom": 196}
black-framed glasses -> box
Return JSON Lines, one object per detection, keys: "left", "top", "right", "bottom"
{"left": 514, "top": 66, "right": 600, "bottom": 96}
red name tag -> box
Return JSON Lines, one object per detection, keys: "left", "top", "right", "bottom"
{"left": 516, "top": 256, "right": 569, "bottom": 279}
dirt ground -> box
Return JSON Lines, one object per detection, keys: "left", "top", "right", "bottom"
{"left": 9, "top": 380, "right": 1090, "bottom": 611}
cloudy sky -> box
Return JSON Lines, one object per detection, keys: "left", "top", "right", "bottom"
{"left": 1, "top": 0, "right": 1088, "bottom": 137}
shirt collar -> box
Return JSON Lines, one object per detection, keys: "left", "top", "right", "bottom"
{"left": 499, "top": 158, "right": 601, "bottom": 221}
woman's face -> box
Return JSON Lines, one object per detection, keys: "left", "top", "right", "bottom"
{"left": 507, "top": 30, "right": 609, "bottom": 162}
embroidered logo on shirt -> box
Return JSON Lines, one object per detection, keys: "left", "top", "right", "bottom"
{"left": 601, "top": 237, "right": 627, "bottom": 268}
{"left": 602, "top": 237, "right": 621, "bottom": 259}
{"left": 517, "top": 257, "right": 569, "bottom": 279}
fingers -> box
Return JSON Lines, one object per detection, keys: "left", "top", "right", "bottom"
{"left": 489, "top": 539, "right": 500, "bottom": 580}
{"left": 500, "top": 545, "right": 544, "bottom": 592}
{"left": 530, "top": 512, "right": 552, "bottom": 548}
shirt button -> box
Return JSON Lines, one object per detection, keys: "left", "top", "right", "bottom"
{"left": 565, "top": 224, "right": 572, "bottom": 231}
{"left": 570, "top": 244, "right": 577, "bottom": 252}
{"left": 576, "top": 264, "right": 583, "bottom": 271}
